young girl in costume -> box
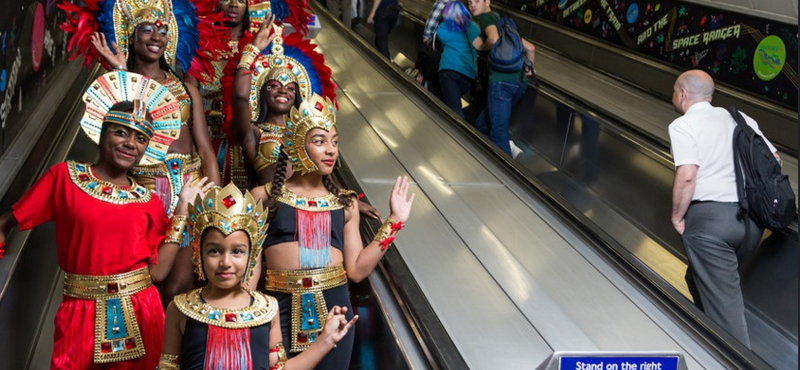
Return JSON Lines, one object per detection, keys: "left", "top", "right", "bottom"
{"left": 0, "top": 71, "right": 213, "bottom": 369}
{"left": 158, "top": 184, "right": 357, "bottom": 369}
{"left": 250, "top": 93, "right": 415, "bottom": 368}
{"left": 61, "top": 0, "right": 229, "bottom": 304}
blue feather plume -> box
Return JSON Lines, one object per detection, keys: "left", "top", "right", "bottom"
{"left": 172, "top": 0, "right": 199, "bottom": 73}
{"left": 262, "top": 42, "right": 322, "bottom": 97}
{"left": 98, "top": 0, "right": 117, "bottom": 49}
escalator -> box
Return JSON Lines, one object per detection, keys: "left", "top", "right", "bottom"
{"left": 333, "top": 2, "right": 798, "bottom": 368}
{"left": 0, "top": 3, "right": 796, "bottom": 370}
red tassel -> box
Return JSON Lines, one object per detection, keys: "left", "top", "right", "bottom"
{"left": 357, "top": 193, "right": 364, "bottom": 200}
{"left": 391, "top": 221, "right": 404, "bottom": 232}
{"left": 0, "top": 241, "right": 5, "bottom": 259}
{"left": 296, "top": 209, "right": 331, "bottom": 268}
{"left": 379, "top": 236, "right": 394, "bottom": 251}
{"left": 205, "top": 325, "right": 253, "bottom": 370}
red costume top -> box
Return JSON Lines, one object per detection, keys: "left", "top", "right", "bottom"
{"left": 12, "top": 161, "right": 168, "bottom": 275}
{"left": 11, "top": 161, "right": 168, "bottom": 369}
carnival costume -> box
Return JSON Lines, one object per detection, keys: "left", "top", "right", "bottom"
{"left": 224, "top": 29, "right": 336, "bottom": 175}
{"left": 258, "top": 94, "right": 354, "bottom": 369}
{"left": 157, "top": 184, "right": 290, "bottom": 370}
{"left": 204, "top": 0, "right": 314, "bottom": 189}
{"left": 60, "top": 0, "right": 228, "bottom": 234}
{"left": 11, "top": 71, "right": 181, "bottom": 369}
{"left": 129, "top": 71, "right": 206, "bottom": 220}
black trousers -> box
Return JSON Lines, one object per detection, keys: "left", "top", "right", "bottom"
{"left": 373, "top": 6, "right": 399, "bottom": 59}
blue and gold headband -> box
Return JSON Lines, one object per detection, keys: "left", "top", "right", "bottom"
{"left": 103, "top": 100, "right": 156, "bottom": 138}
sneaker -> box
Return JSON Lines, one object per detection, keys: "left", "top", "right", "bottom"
{"left": 509, "top": 140, "right": 523, "bottom": 159}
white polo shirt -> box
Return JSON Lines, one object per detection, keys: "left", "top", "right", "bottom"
{"left": 668, "top": 101, "right": 777, "bottom": 202}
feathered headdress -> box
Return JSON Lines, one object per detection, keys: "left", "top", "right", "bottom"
{"left": 59, "top": 0, "right": 227, "bottom": 83}
{"left": 219, "top": 29, "right": 335, "bottom": 142}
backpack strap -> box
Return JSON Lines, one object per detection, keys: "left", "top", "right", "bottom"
{"left": 728, "top": 105, "right": 753, "bottom": 246}
{"left": 728, "top": 105, "right": 748, "bottom": 219}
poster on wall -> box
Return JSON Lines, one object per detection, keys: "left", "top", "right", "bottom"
{"left": 0, "top": 0, "right": 71, "bottom": 155}
{"left": 517, "top": 0, "right": 798, "bottom": 110}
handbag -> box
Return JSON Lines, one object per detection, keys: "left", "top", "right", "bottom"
{"left": 416, "top": 31, "right": 442, "bottom": 83}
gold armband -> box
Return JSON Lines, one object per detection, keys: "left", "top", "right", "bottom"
{"left": 269, "top": 343, "right": 288, "bottom": 370}
{"left": 164, "top": 215, "right": 188, "bottom": 245}
{"left": 374, "top": 217, "right": 404, "bottom": 251}
{"left": 157, "top": 353, "right": 180, "bottom": 369}
{"left": 238, "top": 44, "right": 260, "bottom": 70}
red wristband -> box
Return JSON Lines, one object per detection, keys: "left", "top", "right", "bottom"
{"left": 379, "top": 236, "right": 394, "bottom": 251}
{"left": 390, "top": 221, "right": 403, "bottom": 232}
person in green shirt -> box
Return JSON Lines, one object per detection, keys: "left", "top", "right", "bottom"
{"left": 469, "top": 0, "right": 535, "bottom": 156}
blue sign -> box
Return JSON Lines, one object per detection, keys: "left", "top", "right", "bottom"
{"left": 626, "top": 3, "right": 639, "bottom": 24}
{"left": 560, "top": 356, "right": 679, "bottom": 370}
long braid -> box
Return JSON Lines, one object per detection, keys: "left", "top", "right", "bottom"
{"left": 265, "top": 151, "right": 289, "bottom": 225}
{"left": 323, "top": 175, "right": 353, "bottom": 207}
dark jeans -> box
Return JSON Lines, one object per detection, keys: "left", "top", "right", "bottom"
{"left": 438, "top": 69, "right": 474, "bottom": 119}
{"left": 475, "top": 79, "right": 527, "bottom": 155}
{"left": 373, "top": 6, "right": 399, "bottom": 59}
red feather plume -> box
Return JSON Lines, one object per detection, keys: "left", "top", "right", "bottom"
{"left": 280, "top": 0, "right": 314, "bottom": 36}
{"left": 58, "top": 0, "right": 108, "bottom": 69}
{"left": 186, "top": 0, "right": 232, "bottom": 83}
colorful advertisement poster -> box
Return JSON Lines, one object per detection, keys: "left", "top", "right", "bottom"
{"left": 0, "top": 0, "right": 72, "bottom": 155}
{"left": 515, "top": 0, "right": 798, "bottom": 109}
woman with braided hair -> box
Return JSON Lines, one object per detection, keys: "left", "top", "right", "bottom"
{"left": 231, "top": 16, "right": 382, "bottom": 221}
{"left": 250, "top": 93, "right": 415, "bottom": 368}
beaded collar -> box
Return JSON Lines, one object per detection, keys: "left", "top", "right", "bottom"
{"left": 174, "top": 288, "right": 277, "bottom": 329}
{"left": 68, "top": 161, "right": 152, "bottom": 204}
{"left": 273, "top": 185, "right": 344, "bottom": 212}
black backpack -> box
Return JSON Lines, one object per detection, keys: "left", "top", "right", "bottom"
{"left": 730, "top": 105, "right": 796, "bottom": 229}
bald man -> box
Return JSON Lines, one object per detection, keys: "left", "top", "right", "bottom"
{"left": 668, "top": 69, "right": 780, "bottom": 348}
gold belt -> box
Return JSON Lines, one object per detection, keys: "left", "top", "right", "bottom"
{"left": 64, "top": 266, "right": 152, "bottom": 299}
{"left": 265, "top": 265, "right": 348, "bottom": 353}
{"left": 63, "top": 267, "right": 150, "bottom": 363}
{"left": 264, "top": 264, "right": 347, "bottom": 293}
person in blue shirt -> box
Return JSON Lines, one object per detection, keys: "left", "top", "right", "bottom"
{"left": 436, "top": 1, "right": 482, "bottom": 119}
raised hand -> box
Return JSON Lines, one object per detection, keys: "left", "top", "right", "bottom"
{"left": 321, "top": 306, "right": 359, "bottom": 345}
{"left": 251, "top": 13, "right": 278, "bottom": 51}
{"left": 388, "top": 176, "right": 415, "bottom": 223}
{"left": 174, "top": 177, "right": 215, "bottom": 216}
{"left": 90, "top": 32, "right": 126, "bottom": 70}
